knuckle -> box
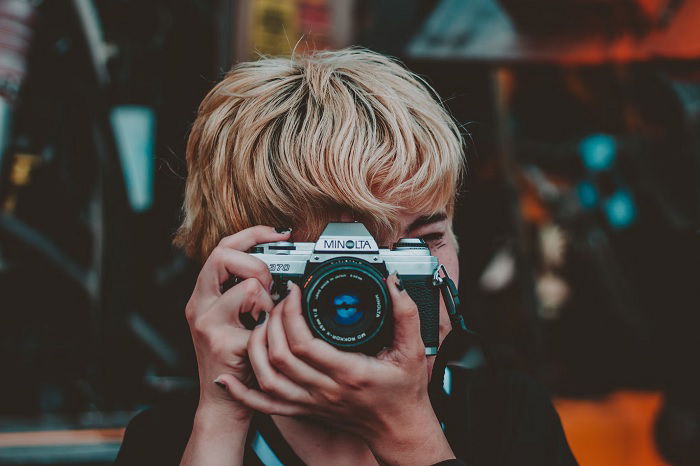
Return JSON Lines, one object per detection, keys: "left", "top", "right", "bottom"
{"left": 218, "top": 234, "right": 237, "bottom": 248}
{"left": 184, "top": 301, "right": 197, "bottom": 323}
{"left": 253, "top": 260, "right": 272, "bottom": 281}
{"left": 288, "top": 340, "right": 309, "bottom": 358}
{"left": 241, "top": 279, "right": 265, "bottom": 303}
{"left": 191, "top": 316, "right": 208, "bottom": 337}
{"left": 268, "top": 348, "right": 288, "bottom": 368}
{"left": 239, "top": 278, "right": 260, "bottom": 295}
{"left": 257, "top": 376, "right": 277, "bottom": 395}
{"left": 320, "top": 389, "right": 341, "bottom": 405}
{"left": 256, "top": 376, "right": 270, "bottom": 391}
{"left": 250, "top": 268, "right": 271, "bottom": 288}
{"left": 345, "top": 369, "right": 370, "bottom": 390}
{"left": 208, "top": 246, "right": 228, "bottom": 266}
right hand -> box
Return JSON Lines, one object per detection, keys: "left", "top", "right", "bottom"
{"left": 185, "top": 225, "right": 292, "bottom": 417}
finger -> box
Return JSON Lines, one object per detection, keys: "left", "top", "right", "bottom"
{"left": 218, "top": 225, "right": 292, "bottom": 251}
{"left": 281, "top": 282, "right": 364, "bottom": 378}
{"left": 215, "top": 373, "right": 308, "bottom": 417}
{"left": 385, "top": 273, "right": 423, "bottom": 358}
{"left": 188, "top": 226, "right": 290, "bottom": 321}
{"left": 205, "top": 278, "right": 275, "bottom": 328}
{"left": 266, "top": 296, "right": 338, "bottom": 390}
{"left": 248, "top": 313, "right": 313, "bottom": 403}
{"left": 197, "top": 248, "right": 273, "bottom": 302}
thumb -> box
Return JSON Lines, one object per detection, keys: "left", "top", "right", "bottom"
{"left": 386, "top": 273, "right": 423, "bottom": 358}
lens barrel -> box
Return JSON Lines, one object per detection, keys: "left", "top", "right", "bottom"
{"left": 302, "top": 257, "right": 391, "bottom": 354}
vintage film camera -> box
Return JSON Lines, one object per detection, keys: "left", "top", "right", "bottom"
{"left": 248, "top": 222, "right": 442, "bottom": 355}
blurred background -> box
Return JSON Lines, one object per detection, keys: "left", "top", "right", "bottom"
{"left": 0, "top": 0, "right": 699, "bottom": 464}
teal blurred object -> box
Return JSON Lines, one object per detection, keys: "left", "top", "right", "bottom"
{"left": 579, "top": 133, "right": 617, "bottom": 173}
{"left": 576, "top": 180, "right": 599, "bottom": 209}
{"left": 110, "top": 105, "right": 156, "bottom": 212}
{"left": 603, "top": 188, "right": 637, "bottom": 229}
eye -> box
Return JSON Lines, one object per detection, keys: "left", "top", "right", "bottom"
{"left": 408, "top": 218, "right": 449, "bottom": 250}
{"left": 420, "top": 232, "right": 445, "bottom": 243}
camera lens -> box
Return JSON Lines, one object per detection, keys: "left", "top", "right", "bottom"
{"left": 303, "top": 258, "right": 391, "bottom": 354}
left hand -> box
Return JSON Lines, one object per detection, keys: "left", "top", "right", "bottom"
{"left": 215, "top": 274, "right": 455, "bottom": 464}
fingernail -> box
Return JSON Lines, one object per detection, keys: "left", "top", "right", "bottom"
{"left": 256, "top": 312, "right": 267, "bottom": 326}
{"left": 240, "top": 312, "right": 257, "bottom": 330}
{"left": 213, "top": 378, "right": 226, "bottom": 390}
{"left": 275, "top": 227, "right": 292, "bottom": 234}
{"left": 395, "top": 273, "right": 404, "bottom": 291}
{"left": 287, "top": 280, "right": 294, "bottom": 291}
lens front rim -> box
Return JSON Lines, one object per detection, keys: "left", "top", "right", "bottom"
{"left": 302, "top": 257, "right": 390, "bottom": 352}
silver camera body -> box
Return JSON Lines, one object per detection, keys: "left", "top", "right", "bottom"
{"left": 249, "top": 222, "right": 441, "bottom": 355}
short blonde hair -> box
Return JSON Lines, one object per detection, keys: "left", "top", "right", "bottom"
{"left": 174, "top": 48, "right": 465, "bottom": 262}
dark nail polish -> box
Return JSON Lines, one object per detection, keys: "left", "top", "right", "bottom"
{"left": 256, "top": 312, "right": 267, "bottom": 326}
{"left": 214, "top": 380, "right": 226, "bottom": 390}
{"left": 275, "top": 227, "right": 292, "bottom": 234}
{"left": 395, "top": 273, "right": 404, "bottom": 291}
{"left": 240, "top": 312, "right": 257, "bottom": 330}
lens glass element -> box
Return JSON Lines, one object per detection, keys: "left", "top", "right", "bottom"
{"left": 333, "top": 294, "right": 363, "bottom": 325}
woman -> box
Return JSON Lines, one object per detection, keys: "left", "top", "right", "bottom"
{"left": 117, "top": 48, "right": 576, "bottom": 465}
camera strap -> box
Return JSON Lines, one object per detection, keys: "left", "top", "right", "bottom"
{"left": 432, "top": 264, "right": 468, "bottom": 333}
{"left": 429, "top": 264, "right": 495, "bottom": 425}
{"left": 431, "top": 264, "right": 493, "bottom": 367}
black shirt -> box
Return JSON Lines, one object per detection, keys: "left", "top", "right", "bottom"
{"left": 116, "top": 365, "right": 577, "bottom": 466}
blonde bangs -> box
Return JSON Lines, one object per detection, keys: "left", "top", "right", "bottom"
{"left": 174, "top": 48, "right": 465, "bottom": 261}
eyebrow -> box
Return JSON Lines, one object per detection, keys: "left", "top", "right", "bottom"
{"left": 405, "top": 211, "right": 448, "bottom": 234}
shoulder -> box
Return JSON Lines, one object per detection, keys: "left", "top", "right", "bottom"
{"left": 116, "top": 388, "right": 199, "bottom": 466}
{"left": 445, "top": 366, "right": 578, "bottom": 466}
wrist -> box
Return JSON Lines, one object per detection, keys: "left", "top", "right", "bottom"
{"left": 199, "top": 376, "right": 254, "bottom": 419}
{"left": 180, "top": 399, "right": 252, "bottom": 466}
{"left": 190, "top": 400, "right": 252, "bottom": 450}
{"left": 196, "top": 395, "right": 254, "bottom": 426}
{"left": 368, "top": 402, "right": 454, "bottom": 466}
